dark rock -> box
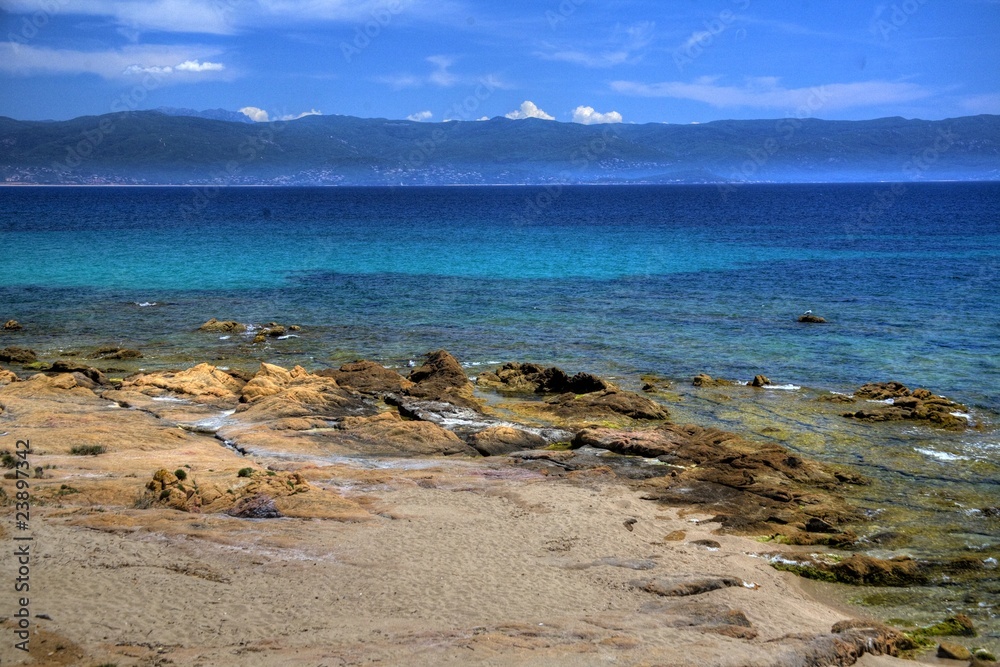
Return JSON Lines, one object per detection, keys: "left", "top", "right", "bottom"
{"left": 798, "top": 313, "right": 827, "bottom": 323}
{"left": 228, "top": 493, "right": 283, "bottom": 519}
{"left": 545, "top": 389, "right": 669, "bottom": 423}
{"left": 937, "top": 641, "right": 972, "bottom": 660}
{"left": 623, "top": 517, "right": 637, "bottom": 531}
{"left": 844, "top": 381, "right": 970, "bottom": 430}
{"left": 466, "top": 426, "right": 547, "bottom": 457}
{"left": 404, "top": 350, "right": 479, "bottom": 409}
{"left": 48, "top": 360, "right": 106, "bottom": 385}
{"left": 690, "top": 539, "right": 722, "bottom": 549}
{"left": 0, "top": 346, "right": 37, "bottom": 364}
{"left": 476, "top": 361, "right": 611, "bottom": 394}
{"left": 829, "top": 554, "right": 927, "bottom": 586}
{"left": 982, "top": 507, "right": 1000, "bottom": 518}
{"left": 315, "top": 360, "right": 413, "bottom": 394}
{"left": 88, "top": 346, "right": 143, "bottom": 360}
{"left": 198, "top": 318, "right": 246, "bottom": 333}
{"left": 805, "top": 517, "right": 838, "bottom": 533}
{"left": 3, "top": 320, "right": 23, "bottom": 331}
{"left": 692, "top": 373, "right": 733, "bottom": 387}
{"left": 631, "top": 575, "right": 744, "bottom": 597}
{"left": 749, "top": 374, "right": 771, "bottom": 387}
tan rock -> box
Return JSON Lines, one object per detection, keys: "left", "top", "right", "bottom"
{"left": 124, "top": 363, "right": 246, "bottom": 404}
{"left": 198, "top": 318, "right": 246, "bottom": 333}
{"left": 0, "top": 367, "right": 18, "bottom": 385}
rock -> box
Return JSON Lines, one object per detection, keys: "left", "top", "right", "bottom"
{"left": 664, "top": 530, "right": 686, "bottom": 541}
{"left": 749, "top": 375, "right": 771, "bottom": 387}
{"left": 235, "top": 363, "right": 373, "bottom": 422}
{"left": 937, "top": 641, "right": 972, "bottom": 660}
{"left": 404, "top": 350, "right": 479, "bottom": 409}
{"left": 123, "top": 363, "right": 246, "bottom": 405}
{"left": 48, "top": 360, "right": 107, "bottom": 385}
{"left": 143, "top": 468, "right": 314, "bottom": 514}
{"left": 467, "top": 426, "right": 547, "bottom": 456}
{"left": 330, "top": 412, "right": 479, "bottom": 457}
{"left": 3, "top": 319, "right": 23, "bottom": 331}
{"left": 639, "top": 600, "right": 758, "bottom": 640}
{"left": 315, "top": 360, "right": 414, "bottom": 394}
{"left": 690, "top": 539, "right": 722, "bottom": 550}
{"left": 87, "top": 346, "right": 143, "bottom": 360}
{"left": 198, "top": 318, "right": 247, "bottom": 333}
{"left": 797, "top": 313, "right": 827, "bottom": 323}
{"left": 805, "top": 517, "right": 838, "bottom": 533}
{"left": 577, "top": 424, "right": 862, "bottom": 537}
{"left": 544, "top": 389, "right": 669, "bottom": 423}
{"left": 631, "top": 575, "right": 744, "bottom": 597}
{"left": 829, "top": 554, "right": 927, "bottom": 586}
{"left": 843, "top": 381, "right": 970, "bottom": 430}
{"left": 0, "top": 367, "right": 18, "bottom": 385}
{"left": 477, "top": 362, "right": 610, "bottom": 395}
{"left": 982, "top": 507, "right": 1000, "bottom": 518}
{"left": 692, "top": 373, "right": 733, "bottom": 387}
{"left": 227, "top": 493, "right": 283, "bottom": 519}
{"left": 0, "top": 346, "right": 37, "bottom": 364}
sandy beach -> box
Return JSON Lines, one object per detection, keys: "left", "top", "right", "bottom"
{"left": 0, "top": 351, "right": 979, "bottom": 666}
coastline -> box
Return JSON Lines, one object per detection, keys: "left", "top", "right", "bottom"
{"left": 1, "top": 348, "right": 990, "bottom": 665}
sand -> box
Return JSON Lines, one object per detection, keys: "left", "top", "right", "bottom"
{"left": 0, "top": 367, "right": 919, "bottom": 666}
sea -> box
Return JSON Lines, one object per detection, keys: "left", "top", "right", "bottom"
{"left": 1, "top": 183, "right": 998, "bottom": 645}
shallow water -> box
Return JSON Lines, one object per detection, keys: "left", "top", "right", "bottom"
{"left": 1, "top": 183, "right": 998, "bottom": 645}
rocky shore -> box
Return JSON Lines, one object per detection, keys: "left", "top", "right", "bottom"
{"left": 0, "top": 345, "right": 995, "bottom": 666}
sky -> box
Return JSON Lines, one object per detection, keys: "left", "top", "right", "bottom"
{"left": 1, "top": 0, "right": 999, "bottom": 125}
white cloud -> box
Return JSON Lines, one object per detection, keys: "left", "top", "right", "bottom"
{"left": 239, "top": 106, "right": 270, "bottom": 122}
{"left": 426, "top": 55, "right": 457, "bottom": 87}
{"left": 960, "top": 93, "right": 1000, "bottom": 114}
{"left": 280, "top": 109, "right": 322, "bottom": 121}
{"left": 572, "top": 106, "right": 623, "bottom": 124}
{"left": 505, "top": 101, "right": 555, "bottom": 120}
{"left": 175, "top": 59, "right": 225, "bottom": 72}
{"left": 610, "top": 77, "right": 933, "bottom": 113}
{"left": 0, "top": 42, "right": 230, "bottom": 81}
{"left": 538, "top": 21, "right": 654, "bottom": 68}
{"left": 407, "top": 111, "right": 433, "bottom": 122}
{"left": 239, "top": 107, "right": 322, "bottom": 122}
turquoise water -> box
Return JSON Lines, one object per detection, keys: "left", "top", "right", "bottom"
{"left": 2, "top": 184, "right": 998, "bottom": 409}
{"left": 2, "top": 183, "right": 1000, "bottom": 642}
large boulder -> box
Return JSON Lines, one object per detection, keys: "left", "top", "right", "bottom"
{"left": 315, "top": 360, "right": 414, "bottom": 394}
{"left": 236, "top": 363, "right": 374, "bottom": 422}
{"left": 123, "top": 363, "right": 246, "bottom": 405}
{"left": 3, "top": 320, "right": 23, "bottom": 331}
{"left": 477, "top": 362, "right": 609, "bottom": 394}
{"left": 403, "top": 350, "right": 479, "bottom": 409}
{"left": 331, "top": 412, "right": 478, "bottom": 457}
{"left": 198, "top": 318, "right": 247, "bottom": 333}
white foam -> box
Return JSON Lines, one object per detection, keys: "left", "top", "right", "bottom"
{"left": 764, "top": 384, "right": 801, "bottom": 391}
{"left": 219, "top": 335, "right": 231, "bottom": 340}
{"left": 151, "top": 396, "right": 189, "bottom": 403}
{"left": 276, "top": 334, "right": 300, "bottom": 340}
{"left": 135, "top": 301, "right": 157, "bottom": 307}
{"left": 914, "top": 447, "right": 969, "bottom": 462}
{"left": 866, "top": 398, "right": 895, "bottom": 405}
{"left": 950, "top": 411, "right": 972, "bottom": 421}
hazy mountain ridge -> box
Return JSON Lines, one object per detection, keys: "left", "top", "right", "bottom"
{"left": 1, "top": 111, "right": 997, "bottom": 185}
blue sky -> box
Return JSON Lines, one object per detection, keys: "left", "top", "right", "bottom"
{"left": 1, "top": 0, "right": 998, "bottom": 124}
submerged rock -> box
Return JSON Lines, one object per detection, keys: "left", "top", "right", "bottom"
{"left": 3, "top": 319, "right": 23, "bottom": 331}
{"left": 0, "top": 346, "right": 37, "bottom": 364}
{"left": 198, "top": 318, "right": 247, "bottom": 333}
{"left": 842, "top": 381, "right": 971, "bottom": 430}
{"left": 87, "top": 346, "right": 143, "bottom": 360}
{"left": 797, "top": 313, "right": 827, "bottom": 323}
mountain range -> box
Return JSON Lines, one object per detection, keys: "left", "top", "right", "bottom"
{"left": 1, "top": 111, "right": 998, "bottom": 185}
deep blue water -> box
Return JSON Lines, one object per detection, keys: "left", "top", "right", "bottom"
{"left": 2, "top": 183, "right": 998, "bottom": 410}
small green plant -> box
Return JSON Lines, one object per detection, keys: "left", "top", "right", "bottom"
{"left": 57, "top": 484, "right": 80, "bottom": 496}
{"left": 34, "top": 466, "right": 44, "bottom": 478}
{"left": 0, "top": 450, "right": 15, "bottom": 468}
{"left": 159, "top": 489, "right": 171, "bottom": 500}
{"left": 237, "top": 467, "right": 254, "bottom": 478}
{"left": 69, "top": 445, "right": 106, "bottom": 456}
{"left": 174, "top": 468, "right": 187, "bottom": 481}
{"left": 266, "top": 470, "right": 276, "bottom": 477}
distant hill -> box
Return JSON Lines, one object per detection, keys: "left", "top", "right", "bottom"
{"left": 154, "top": 107, "right": 255, "bottom": 124}
{"left": 0, "top": 110, "right": 997, "bottom": 185}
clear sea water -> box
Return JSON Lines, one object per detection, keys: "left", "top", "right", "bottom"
{"left": 2, "top": 183, "right": 999, "bottom": 641}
